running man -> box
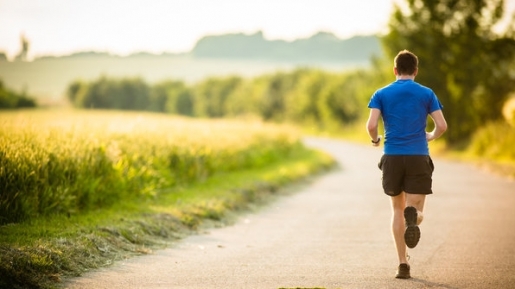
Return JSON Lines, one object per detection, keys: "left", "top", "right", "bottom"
{"left": 366, "top": 49, "right": 448, "bottom": 279}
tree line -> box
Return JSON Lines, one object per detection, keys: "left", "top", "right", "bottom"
{"left": 67, "top": 0, "right": 515, "bottom": 146}
{"left": 67, "top": 68, "right": 377, "bottom": 131}
{"left": 0, "top": 80, "right": 37, "bottom": 109}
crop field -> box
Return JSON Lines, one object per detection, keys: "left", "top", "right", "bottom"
{"left": 0, "top": 109, "right": 304, "bottom": 225}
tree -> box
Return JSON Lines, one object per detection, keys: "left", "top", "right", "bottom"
{"left": 148, "top": 81, "right": 172, "bottom": 112}
{"left": 0, "top": 79, "right": 36, "bottom": 108}
{"left": 67, "top": 80, "right": 85, "bottom": 105}
{"left": 258, "top": 72, "right": 297, "bottom": 121}
{"left": 15, "top": 34, "right": 30, "bottom": 62}
{"left": 157, "top": 81, "right": 194, "bottom": 116}
{"left": 116, "top": 78, "right": 150, "bottom": 110}
{"left": 382, "top": 0, "right": 515, "bottom": 143}
{"left": 193, "top": 77, "right": 243, "bottom": 118}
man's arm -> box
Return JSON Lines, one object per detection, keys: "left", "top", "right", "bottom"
{"left": 427, "top": 109, "right": 448, "bottom": 141}
{"left": 366, "top": 108, "right": 382, "bottom": 146}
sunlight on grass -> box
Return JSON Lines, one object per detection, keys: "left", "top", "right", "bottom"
{"left": 0, "top": 109, "right": 335, "bottom": 289}
{"left": 0, "top": 109, "right": 302, "bottom": 224}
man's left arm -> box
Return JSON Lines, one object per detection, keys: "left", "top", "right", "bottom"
{"left": 427, "top": 109, "right": 447, "bottom": 141}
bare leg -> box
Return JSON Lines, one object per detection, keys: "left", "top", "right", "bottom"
{"left": 390, "top": 192, "right": 427, "bottom": 264}
{"left": 406, "top": 193, "right": 426, "bottom": 225}
{"left": 390, "top": 192, "right": 408, "bottom": 264}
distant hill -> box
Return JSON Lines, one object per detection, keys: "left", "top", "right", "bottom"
{"left": 0, "top": 31, "right": 382, "bottom": 100}
{"left": 33, "top": 31, "right": 382, "bottom": 63}
{"left": 36, "top": 51, "right": 187, "bottom": 60}
{"left": 191, "top": 31, "right": 382, "bottom": 63}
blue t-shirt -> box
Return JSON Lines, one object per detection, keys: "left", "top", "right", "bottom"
{"left": 368, "top": 79, "right": 443, "bottom": 155}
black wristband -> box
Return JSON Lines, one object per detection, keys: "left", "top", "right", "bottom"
{"left": 371, "top": 137, "right": 381, "bottom": 144}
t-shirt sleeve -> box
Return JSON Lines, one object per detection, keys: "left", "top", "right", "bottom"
{"left": 368, "top": 90, "right": 382, "bottom": 110}
{"left": 428, "top": 91, "right": 443, "bottom": 113}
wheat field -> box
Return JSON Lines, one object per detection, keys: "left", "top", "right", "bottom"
{"left": 0, "top": 109, "right": 302, "bottom": 224}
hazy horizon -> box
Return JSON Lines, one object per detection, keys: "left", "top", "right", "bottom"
{"left": 2, "top": 31, "right": 379, "bottom": 60}
{"left": 0, "top": 0, "right": 399, "bottom": 60}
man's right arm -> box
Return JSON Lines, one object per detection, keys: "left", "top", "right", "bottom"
{"left": 427, "top": 110, "right": 448, "bottom": 141}
{"left": 367, "top": 108, "right": 382, "bottom": 146}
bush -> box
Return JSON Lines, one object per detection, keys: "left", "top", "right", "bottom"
{"left": 468, "top": 121, "right": 515, "bottom": 162}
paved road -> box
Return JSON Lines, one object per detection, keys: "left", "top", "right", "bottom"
{"left": 65, "top": 138, "right": 515, "bottom": 289}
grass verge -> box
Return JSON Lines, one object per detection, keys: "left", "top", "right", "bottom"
{"left": 0, "top": 147, "right": 335, "bottom": 289}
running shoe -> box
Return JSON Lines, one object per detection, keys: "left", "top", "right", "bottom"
{"left": 395, "top": 263, "right": 411, "bottom": 279}
{"left": 404, "top": 206, "right": 420, "bottom": 248}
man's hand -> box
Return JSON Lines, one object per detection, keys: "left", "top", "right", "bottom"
{"left": 426, "top": 132, "right": 434, "bottom": 142}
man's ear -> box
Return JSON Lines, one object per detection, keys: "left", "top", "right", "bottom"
{"left": 393, "top": 67, "right": 398, "bottom": 75}
{"left": 413, "top": 68, "right": 418, "bottom": 76}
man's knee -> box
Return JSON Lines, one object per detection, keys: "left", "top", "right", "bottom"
{"left": 405, "top": 193, "right": 425, "bottom": 209}
{"left": 405, "top": 192, "right": 425, "bottom": 225}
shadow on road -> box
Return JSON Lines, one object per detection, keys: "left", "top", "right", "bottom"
{"left": 409, "top": 278, "right": 458, "bottom": 289}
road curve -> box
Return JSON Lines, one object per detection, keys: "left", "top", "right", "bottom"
{"left": 65, "top": 137, "right": 515, "bottom": 289}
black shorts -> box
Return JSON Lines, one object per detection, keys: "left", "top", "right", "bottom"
{"left": 378, "top": 155, "right": 434, "bottom": 196}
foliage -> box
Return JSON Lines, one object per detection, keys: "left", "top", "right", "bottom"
{"left": 381, "top": 0, "right": 515, "bottom": 143}
{"left": 0, "top": 79, "right": 37, "bottom": 109}
{"left": 193, "top": 76, "right": 243, "bottom": 117}
{"left": 66, "top": 68, "right": 379, "bottom": 131}
{"left": 246, "top": 69, "right": 309, "bottom": 121}
{"left": 468, "top": 121, "right": 515, "bottom": 161}
{"left": 0, "top": 110, "right": 303, "bottom": 225}
{"left": 67, "top": 77, "right": 150, "bottom": 110}
{"left": 502, "top": 95, "right": 515, "bottom": 127}
{"left": 150, "top": 80, "right": 194, "bottom": 115}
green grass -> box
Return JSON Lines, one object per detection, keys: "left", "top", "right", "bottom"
{"left": 0, "top": 144, "right": 335, "bottom": 289}
{"left": 0, "top": 109, "right": 335, "bottom": 288}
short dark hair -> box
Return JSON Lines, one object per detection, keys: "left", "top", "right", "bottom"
{"left": 394, "top": 50, "right": 418, "bottom": 75}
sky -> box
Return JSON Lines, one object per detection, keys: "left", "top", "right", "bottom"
{"left": 2, "top": 0, "right": 514, "bottom": 60}
{"left": 0, "top": 0, "right": 398, "bottom": 59}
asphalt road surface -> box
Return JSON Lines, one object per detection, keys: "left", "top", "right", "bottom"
{"left": 65, "top": 137, "right": 515, "bottom": 289}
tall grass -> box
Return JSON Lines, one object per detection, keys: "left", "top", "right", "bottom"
{"left": 0, "top": 110, "right": 302, "bottom": 225}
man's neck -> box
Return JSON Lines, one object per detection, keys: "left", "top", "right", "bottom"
{"left": 396, "top": 75, "right": 415, "bottom": 80}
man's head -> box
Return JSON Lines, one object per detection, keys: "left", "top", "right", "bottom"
{"left": 394, "top": 50, "right": 418, "bottom": 76}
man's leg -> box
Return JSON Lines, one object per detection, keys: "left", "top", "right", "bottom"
{"left": 390, "top": 192, "right": 426, "bottom": 263}
{"left": 406, "top": 193, "right": 425, "bottom": 225}
{"left": 403, "top": 193, "right": 426, "bottom": 249}
{"left": 390, "top": 192, "right": 408, "bottom": 264}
